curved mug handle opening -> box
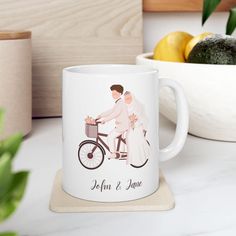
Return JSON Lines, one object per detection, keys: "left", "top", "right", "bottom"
{"left": 159, "top": 78, "right": 189, "bottom": 162}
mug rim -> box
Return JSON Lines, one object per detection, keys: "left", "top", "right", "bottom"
{"left": 63, "top": 64, "right": 158, "bottom": 76}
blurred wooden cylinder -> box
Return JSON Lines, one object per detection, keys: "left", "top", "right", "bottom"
{"left": 0, "top": 31, "right": 32, "bottom": 139}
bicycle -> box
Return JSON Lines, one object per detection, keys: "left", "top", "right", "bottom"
{"left": 78, "top": 121, "right": 149, "bottom": 170}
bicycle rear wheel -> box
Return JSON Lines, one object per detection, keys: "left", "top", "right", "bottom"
{"left": 130, "top": 159, "right": 148, "bottom": 168}
{"left": 130, "top": 139, "right": 149, "bottom": 168}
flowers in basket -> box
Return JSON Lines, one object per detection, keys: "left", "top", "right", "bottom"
{"left": 85, "top": 116, "right": 96, "bottom": 125}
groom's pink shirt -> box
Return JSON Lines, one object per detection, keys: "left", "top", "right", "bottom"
{"left": 100, "top": 98, "right": 129, "bottom": 133}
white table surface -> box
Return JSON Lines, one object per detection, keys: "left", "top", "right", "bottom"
{"left": 1, "top": 116, "right": 236, "bottom": 236}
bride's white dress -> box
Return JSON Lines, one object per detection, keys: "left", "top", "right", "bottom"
{"left": 126, "top": 99, "right": 150, "bottom": 166}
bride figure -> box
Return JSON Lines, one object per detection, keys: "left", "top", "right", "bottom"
{"left": 124, "top": 91, "right": 150, "bottom": 166}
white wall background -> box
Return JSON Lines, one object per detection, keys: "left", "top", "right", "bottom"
{"left": 143, "top": 12, "right": 236, "bottom": 52}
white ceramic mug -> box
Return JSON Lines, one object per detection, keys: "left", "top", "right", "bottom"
{"left": 62, "top": 64, "right": 189, "bottom": 202}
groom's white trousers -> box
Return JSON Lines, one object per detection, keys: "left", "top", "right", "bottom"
{"left": 107, "top": 129, "right": 123, "bottom": 153}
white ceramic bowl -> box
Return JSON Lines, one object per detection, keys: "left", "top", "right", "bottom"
{"left": 136, "top": 52, "right": 236, "bottom": 141}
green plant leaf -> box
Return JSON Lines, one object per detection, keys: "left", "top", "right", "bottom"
{"left": 0, "top": 109, "right": 4, "bottom": 134}
{"left": 226, "top": 7, "right": 236, "bottom": 35}
{"left": 202, "top": 0, "right": 221, "bottom": 25}
{"left": 0, "top": 133, "right": 23, "bottom": 159}
{"left": 0, "top": 171, "right": 29, "bottom": 222}
{"left": 0, "top": 232, "right": 18, "bottom": 236}
{"left": 0, "top": 153, "right": 13, "bottom": 199}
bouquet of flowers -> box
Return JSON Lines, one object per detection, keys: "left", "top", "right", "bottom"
{"left": 129, "top": 113, "right": 138, "bottom": 129}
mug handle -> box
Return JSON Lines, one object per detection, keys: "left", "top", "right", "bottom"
{"left": 159, "top": 78, "right": 189, "bottom": 162}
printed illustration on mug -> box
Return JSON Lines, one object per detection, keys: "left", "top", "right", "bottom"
{"left": 78, "top": 84, "right": 150, "bottom": 170}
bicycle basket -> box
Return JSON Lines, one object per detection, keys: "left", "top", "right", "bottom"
{"left": 85, "top": 123, "right": 98, "bottom": 138}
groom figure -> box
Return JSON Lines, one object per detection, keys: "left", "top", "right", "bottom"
{"left": 97, "top": 85, "right": 129, "bottom": 159}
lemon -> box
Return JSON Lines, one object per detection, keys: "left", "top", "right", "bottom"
{"left": 153, "top": 31, "right": 193, "bottom": 62}
{"left": 185, "top": 32, "right": 213, "bottom": 60}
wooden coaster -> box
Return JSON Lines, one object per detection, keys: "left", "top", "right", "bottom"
{"left": 49, "top": 170, "right": 175, "bottom": 212}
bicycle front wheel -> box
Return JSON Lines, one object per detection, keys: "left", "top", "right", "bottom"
{"left": 78, "top": 140, "right": 104, "bottom": 170}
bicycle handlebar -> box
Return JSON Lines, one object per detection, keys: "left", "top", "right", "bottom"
{"left": 95, "top": 118, "right": 101, "bottom": 124}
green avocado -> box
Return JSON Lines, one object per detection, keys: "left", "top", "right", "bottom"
{"left": 187, "top": 34, "right": 236, "bottom": 65}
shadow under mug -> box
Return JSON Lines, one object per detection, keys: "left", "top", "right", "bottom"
{"left": 62, "top": 64, "right": 189, "bottom": 202}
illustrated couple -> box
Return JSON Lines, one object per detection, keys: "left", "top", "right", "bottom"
{"left": 97, "top": 84, "right": 150, "bottom": 166}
